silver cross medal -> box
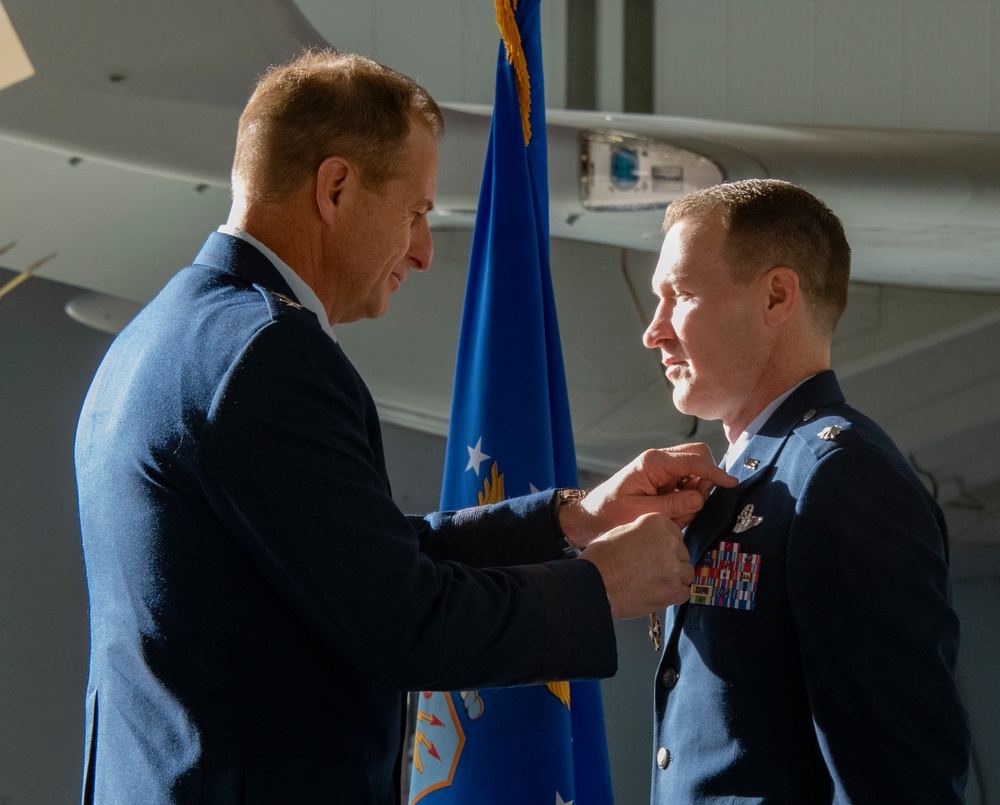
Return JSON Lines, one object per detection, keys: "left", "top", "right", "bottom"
{"left": 649, "top": 612, "right": 662, "bottom": 651}
{"left": 648, "top": 473, "right": 693, "bottom": 651}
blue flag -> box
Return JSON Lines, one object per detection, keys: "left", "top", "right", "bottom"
{"left": 406, "top": 1, "right": 614, "bottom": 803}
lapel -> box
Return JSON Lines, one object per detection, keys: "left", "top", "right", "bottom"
{"left": 193, "top": 231, "right": 298, "bottom": 302}
{"left": 684, "top": 371, "right": 846, "bottom": 564}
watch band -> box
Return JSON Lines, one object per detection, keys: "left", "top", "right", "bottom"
{"left": 553, "top": 488, "right": 586, "bottom": 558}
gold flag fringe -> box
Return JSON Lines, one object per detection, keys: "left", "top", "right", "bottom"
{"left": 546, "top": 680, "right": 571, "bottom": 709}
{"left": 495, "top": 0, "right": 532, "bottom": 146}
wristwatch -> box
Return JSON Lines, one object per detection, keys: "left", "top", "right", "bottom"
{"left": 553, "top": 488, "right": 586, "bottom": 558}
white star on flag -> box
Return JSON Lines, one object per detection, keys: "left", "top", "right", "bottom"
{"left": 555, "top": 793, "right": 573, "bottom": 805}
{"left": 465, "top": 437, "right": 490, "bottom": 476}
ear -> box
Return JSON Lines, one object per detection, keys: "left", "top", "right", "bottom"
{"left": 762, "top": 266, "right": 799, "bottom": 327}
{"left": 315, "top": 156, "right": 352, "bottom": 226}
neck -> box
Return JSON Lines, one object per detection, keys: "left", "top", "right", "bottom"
{"left": 720, "top": 302, "right": 833, "bottom": 442}
{"left": 228, "top": 199, "right": 332, "bottom": 320}
{"left": 723, "top": 357, "right": 830, "bottom": 443}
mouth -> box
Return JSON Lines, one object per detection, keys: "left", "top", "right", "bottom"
{"left": 662, "top": 359, "right": 688, "bottom": 382}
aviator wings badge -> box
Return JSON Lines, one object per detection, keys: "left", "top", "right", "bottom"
{"left": 733, "top": 504, "right": 763, "bottom": 533}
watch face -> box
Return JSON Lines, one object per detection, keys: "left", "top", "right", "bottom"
{"left": 559, "top": 488, "right": 586, "bottom": 503}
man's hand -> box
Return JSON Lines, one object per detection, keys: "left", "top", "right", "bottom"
{"left": 559, "top": 444, "right": 738, "bottom": 550}
{"left": 579, "top": 513, "right": 694, "bottom": 619}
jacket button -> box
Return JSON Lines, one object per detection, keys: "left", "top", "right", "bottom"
{"left": 660, "top": 667, "right": 678, "bottom": 689}
{"left": 657, "top": 747, "right": 672, "bottom": 770}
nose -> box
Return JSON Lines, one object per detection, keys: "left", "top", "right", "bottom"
{"left": 643, "top": 301, "right": 673, "bottom": 350}
{"left": 408, "top": 216, "right": 434, "bottom": 272}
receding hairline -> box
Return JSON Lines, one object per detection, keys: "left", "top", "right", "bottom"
{"left": 231, "top": 48, "right": 444, "bottom": 202}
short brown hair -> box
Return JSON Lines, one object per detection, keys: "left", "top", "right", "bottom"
{"left": 664, "top": 179, "right": 851, "bottom": 331}
{"left": 232, "top": 48, "right": 444, "bottom": 203}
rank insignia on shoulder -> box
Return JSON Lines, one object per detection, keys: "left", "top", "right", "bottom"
{"left": 733, "top": 503, "right": 763, "bottom": 533}
{"left": 690, "top": 540, "right": 761, "bottom": 610}
{"left": 273, "top": 292, "right": 303, "bottom": 310}
{"left": 817, "top": 424, "right": 843, "bottom": 441}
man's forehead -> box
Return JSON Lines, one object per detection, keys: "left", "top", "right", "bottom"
{"left": 654, "top": 221, "right": 695, "bottom": 275}
{"left": 666, "top": 213, "right": 723, "bottom": 242}
{"left": 654, "top": 216, "right": 727, "bottom": 283}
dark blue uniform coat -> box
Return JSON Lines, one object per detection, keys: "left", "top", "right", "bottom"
{"left": 651, "top": 371, "right": 970, "bottom": 804}
{"left": 75, "top": 232, "right": 616, "bottom": 804}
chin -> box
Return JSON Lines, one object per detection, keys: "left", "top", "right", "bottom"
{"left": 672, "top": 389, "right": 704, "bottom": 419}
{"left": 363, "top": 294, "right": 391, "bottom": 319}
{"left": 670, "top": 384, "right": 690, "bottom": 409}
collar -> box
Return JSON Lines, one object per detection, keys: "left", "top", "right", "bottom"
{"left": 724, "top": 375, "right": 814, "bottom": 471}
{"left": 217, "top": 225, "right": 337, "bottom": 343}
{"left": 686, "top": 370, "right": 846, "bottom": 563}
{"left": 727, "top": 370, "right": 844, "bottom": 482}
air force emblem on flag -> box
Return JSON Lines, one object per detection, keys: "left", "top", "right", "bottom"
{"left": 409, "top": 692, "right": 466, "bottom": 803}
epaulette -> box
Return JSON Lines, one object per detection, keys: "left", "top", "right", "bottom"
{"left": 255, "top": 286, "right": 311, "bottom": 322}
{"left": 791, "top": 406, "right": 860, "bottom": 459}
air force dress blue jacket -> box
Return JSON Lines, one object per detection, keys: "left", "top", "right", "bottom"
{"left": 651, "top": 371, "right": 970, "bottom": 804}
{"left": 75, "top": 232, "right": 616, "bottom": 804}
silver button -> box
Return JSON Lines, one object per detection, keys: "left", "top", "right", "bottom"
{"left": 660, "top": 667, "right": 678, "bottom": 689}
{"left": 802, "top": 409, "right": 816, "bottom": 421}
{"left": 657, "top": 746, "right": 672, "bottom": 770}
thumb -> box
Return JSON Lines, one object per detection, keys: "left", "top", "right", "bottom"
{"left": 659, "top": 490, "right": 706, "bottom": 519}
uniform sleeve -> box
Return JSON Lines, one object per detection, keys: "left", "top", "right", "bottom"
{"left": 786, "top": 445, "right": 970, "bottom": 803}
{"left": 198, "top": 318, "right": 616, "bottom": 691}
{"left": 409, "top": 490, "right": 567, "bottom": 568}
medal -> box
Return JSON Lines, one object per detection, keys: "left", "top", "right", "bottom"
{"left": 648, "top": 612, "right": 662, "bottom": 651}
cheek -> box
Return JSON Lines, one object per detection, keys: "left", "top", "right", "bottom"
{"left": 386, "top": 228, "right": 411, "bottom": 263}
{"left": 681, "top": 313, "right": 735, "bottom": 374}
{"left": 672, "top": 306, "right": 697, "bottom": 344}
{"left": 711, "top": 321, "right": 761, "bottom": 378}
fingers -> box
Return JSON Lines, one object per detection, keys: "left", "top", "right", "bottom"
{"left": 580, "top": 513, "right": 695, "bottom": 619}
{"left": 641, "top": 446, "right": 738, "bottom": 493}
{"left": 638, "top": 447, "right": 738, "bottom": 527}
{"left": 657, "top": 489, "right": 708, "bottom": 521}
{"left": 567, "top": 443, "right": 738, "bottom": 543}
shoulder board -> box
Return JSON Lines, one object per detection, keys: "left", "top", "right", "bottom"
{"left": 791, "top": 408, "right": 860, "bottom": 458}
{"left": 254, "top": 285, "right": 312, "bottom": 322}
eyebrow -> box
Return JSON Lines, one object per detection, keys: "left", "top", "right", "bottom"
{"left": 653, "top": 269, "right": 686, "bottom": 290}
